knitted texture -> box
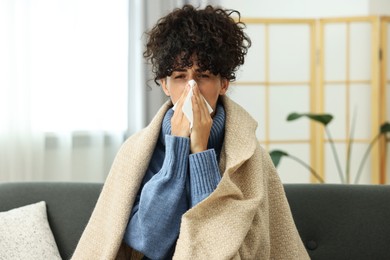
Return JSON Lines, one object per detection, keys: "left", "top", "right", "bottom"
{"left": 123, "top": 104, "right": 225, "bottom": 258}
{"left": 72, "top": 96, "right": 309, "bottom": 260}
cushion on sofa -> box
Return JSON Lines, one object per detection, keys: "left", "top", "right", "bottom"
{"left": 0, "top": 201, "right": 61, "bottom": 260}
{"left": 0, "top": 182, "right": 102, "bottom": 260}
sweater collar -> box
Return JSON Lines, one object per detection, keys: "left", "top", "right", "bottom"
{"left": 161, "top": 102, "right": 225, "bottom": 151}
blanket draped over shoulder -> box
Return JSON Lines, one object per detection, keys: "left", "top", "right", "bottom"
{"left": 72, "top": 96, "right": 309, "bottom": 260}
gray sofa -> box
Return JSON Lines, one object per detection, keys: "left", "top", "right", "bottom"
{"left": 0, "top": 182, "right": 389, "bottom": 260}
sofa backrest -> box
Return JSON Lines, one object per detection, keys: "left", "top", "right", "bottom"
{"left": 285, "top": 184, "right": 390, "bottom": 260}
{"left": 1, "top": 182, "right": 389, "bottom": 260}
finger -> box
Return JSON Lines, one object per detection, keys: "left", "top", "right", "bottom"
{"left": 191, "top": 85, "right": 203, "bottom": 122}
{"left": 193, "top": 84, "right": 209, "bottom": 118}
{"left": 191, "top": 93, "right": 200, "bottom": 124}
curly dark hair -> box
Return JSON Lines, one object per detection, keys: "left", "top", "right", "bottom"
{"left": 144, "top": 5, "right": 251, "bottom": 85}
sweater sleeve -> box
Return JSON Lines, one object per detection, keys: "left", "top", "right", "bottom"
{"left": 123, "top": 135, "right": 189, "bottom": 260}
{"left": 189, "top": 149, "right": 221, "bottom": 207}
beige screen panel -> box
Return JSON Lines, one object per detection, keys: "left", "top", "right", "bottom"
{"left": 349, "top": 83, "right": 372, "bottom": 139}
{"left": 231, "top": 18, "right": 316, "bottom": 184}
{"left": 350, "top": 23, "right": 372, "bottom": 80}
{"left": 324, "top": 23, "right": 347, "bottom": 81}
{"left": 324, "top": 142, "right": 372, "bottom": 184}
{"left": 237, "top": 24, "right": 266, "bottom": 82}
{"left": 269, "top": 24, "right": 311, "bottom": 82}
{"left": 324, "top": 143, "right": 347, "bottom": 184}
{"left": 321, "top": 17, "right": 380, "bottom": 184}
{"left": 386, "top": 22, "right": 390, "bottom": 77}
{"left": 383, "top": 18, "right": 390, "bottom": 183}
{"left": 269, "top": 143, "right": 311, "bottom": 183}
{"left": 324, "top": 83, "right": 372, "bottom": 141}
{"left": 388, "top": 84, "right": 390, "bottom": 126}
{"left": 231, "top": 16, "right": 385, "bottom": 184}
{"left": 269, "top": 85, "right": 310, "bottom": 140}
{"left": 324, "top": 84, "right": 347, "bottom": 140}
{"left": 227, "top": 85, "right": 266, "bottom": 140}
{"left": 350, "top": 143, "right": 374, "bottom": 184}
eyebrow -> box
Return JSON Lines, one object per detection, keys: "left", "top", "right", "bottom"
{"left": 172, "top": 69, "right": 187, "bottom": 72}
{"left": 172, "top": 68, "right": 208, "bottom": 73}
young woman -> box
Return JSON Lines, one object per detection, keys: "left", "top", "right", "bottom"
{"left": 73, "top": 5, "right": 309, "bottom": 260}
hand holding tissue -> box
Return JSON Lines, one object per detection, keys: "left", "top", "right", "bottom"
{"left": 173, "top": 80, "right": 213, "bottom": 129}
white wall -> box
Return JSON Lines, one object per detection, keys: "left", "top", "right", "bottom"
{"left": 370, "top": 0, "right": 390, "bottom": 16}
{"left": 220, "top": 0, "right": 376, "bottom": 18}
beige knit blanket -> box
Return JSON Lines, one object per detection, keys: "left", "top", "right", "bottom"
{"left": 72, "top": 96, "right": 309, "bottom": 260}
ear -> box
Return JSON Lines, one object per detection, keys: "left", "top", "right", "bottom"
{"left": 161, "top": 78, "right": 170, "bottom": 96}
{"left": 219, "top": 78, "right": 229, "bottom": 96}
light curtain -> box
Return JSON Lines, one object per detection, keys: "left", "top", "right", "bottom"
{"left": 0, "top": 0, "right": 128, "bottom": 182}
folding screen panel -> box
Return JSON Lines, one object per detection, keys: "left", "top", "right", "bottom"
{"left": 319, "top": 17, "right": 380, "bottom": 184}
{"left": 380, "top": 17, "right": 390, "bottom": 184}
{"left": 228, "top": 17, "right": 386, "bottom": 184}
{"left": 228, "top": 19, "right": 317, "bottom": 183}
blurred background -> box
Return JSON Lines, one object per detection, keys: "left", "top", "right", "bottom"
{"left": 1, "top": 0, "right": 390, "bottom": 184}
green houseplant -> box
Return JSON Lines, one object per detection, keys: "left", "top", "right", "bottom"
{"left": 269, "top": 112, "right": 390, "bottom": 184}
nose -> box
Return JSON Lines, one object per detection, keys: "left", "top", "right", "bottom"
{"left": 188, "top": 79, "right": 196, "bottom": 88}
{"left": 188, "top": 72, "right": 196, "bottom": 82}
{"left": 186, "top": 71, "right": 197, "bottom": 86}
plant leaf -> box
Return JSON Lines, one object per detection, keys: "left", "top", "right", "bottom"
{"left": 269, "top": 150, "right": 289, "bottom": 167}
{"left": 380, "top": 122, "right": 390, "bottom": 134}
{"left": 287, "top": 112, "right": 333, "bottom": 126}
{"left": 287, "top": 113, "right": 302, "bottom": 121}
{"left": 306, "top": 114, "right": 333, "bottom": 126}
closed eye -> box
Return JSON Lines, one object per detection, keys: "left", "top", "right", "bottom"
{"left": 174, "top": 74, "right": 185, "bottom": 79}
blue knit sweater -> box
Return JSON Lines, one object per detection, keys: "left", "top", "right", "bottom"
{"left": 123, "top": 104, "right": 225, "bottom": 259}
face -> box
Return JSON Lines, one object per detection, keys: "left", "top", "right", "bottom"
{"left": 160, "top": 63, "right": 229, "bottom": 111}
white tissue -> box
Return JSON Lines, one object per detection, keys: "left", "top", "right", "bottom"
{"left": 172, "top": 79, "right": 213, "bottom": 129}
